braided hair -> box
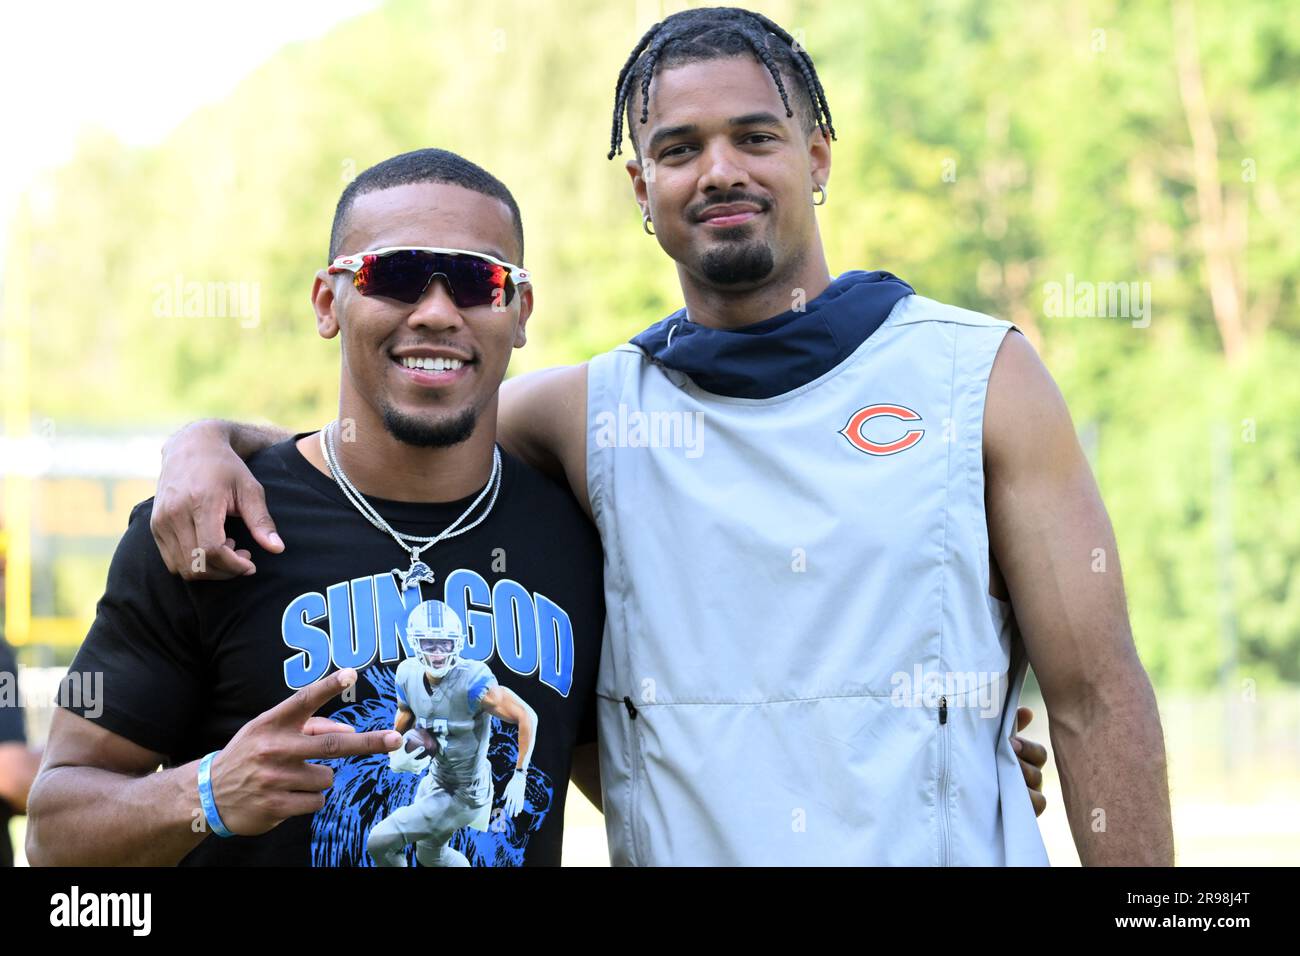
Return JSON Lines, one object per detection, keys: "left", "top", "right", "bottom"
{"left": 608, "top": 6, "right": 836, "bottom": 160}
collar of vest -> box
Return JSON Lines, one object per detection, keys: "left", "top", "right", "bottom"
{"left": 628, "top": 270, "right": 914, "bottom": 399}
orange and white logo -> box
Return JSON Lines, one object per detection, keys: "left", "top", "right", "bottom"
{"left": 840, "top": 403, "right": 925, "bottom": 456}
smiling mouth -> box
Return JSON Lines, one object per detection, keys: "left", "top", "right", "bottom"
{"left": 397, "top": 355, "right": 468, "bottom": 372}
{"left": 391, "top": 353, "right": 475, "bottom": 386}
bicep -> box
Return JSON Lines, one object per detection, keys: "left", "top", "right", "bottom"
{"left": 41, "top": 708, "right": 164, "bottom": 777}
{"left": 499, "top": 365, "right": 590, "bottom": 518}
{"left": 983, "top": 333, "right": 1141, "bottom": 707}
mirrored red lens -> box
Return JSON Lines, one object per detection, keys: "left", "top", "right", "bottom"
{"left": 354, "top": 251, "right": 435, "bottom": 303}
{"left": 355, "top": 251, "right": 513, "bottom": 307}
{"left": 443, "top": 256, "right": 513, "bottom": 308}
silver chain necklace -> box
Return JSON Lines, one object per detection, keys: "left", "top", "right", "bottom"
{"left": 318, "top": 420, "right": 502, "bottom": 591}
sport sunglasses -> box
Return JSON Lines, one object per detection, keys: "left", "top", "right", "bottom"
{"left": 327, "top": 246, "right": 531, "bottom": 308}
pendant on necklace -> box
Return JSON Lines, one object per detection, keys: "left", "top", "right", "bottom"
{"left": 394, "top": 559, "right": 436, "bottom": 593}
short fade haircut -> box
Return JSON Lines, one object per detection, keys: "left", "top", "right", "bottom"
{"left": 608, "top": 6, "right": 836, "bottom": 160}
{"left": 328, "top": 148, "right": 525, "bottom": 263}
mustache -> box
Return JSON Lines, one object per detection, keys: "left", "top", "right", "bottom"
{"left": 688, "top": 191, "right": 772, "bottom": 222}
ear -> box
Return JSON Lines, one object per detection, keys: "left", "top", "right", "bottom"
{"left": 512, "top": 283, "right": 534, "bottom": 349}
{"left": 626, "top": 158, "right": 650, "bottom": 213}
{"left": 311, "top": 271, "right": 340, "bottom": 339}
{"left": 808, "top": 126, "right": 832, "bottom": 195}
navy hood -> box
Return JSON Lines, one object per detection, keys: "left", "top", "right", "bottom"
{"left": 629, "top": 270, "right": 914, "bottom": 399}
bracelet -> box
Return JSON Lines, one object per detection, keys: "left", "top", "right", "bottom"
{"left": 197, "top": 751, "right": 235, "bottom": 838}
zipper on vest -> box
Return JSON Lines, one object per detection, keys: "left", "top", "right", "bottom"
{"left": 624, "top": 694, "right": 642, "bottom": 865}
{"left": 938, "top": 696, "right": 951, "bottom": 867}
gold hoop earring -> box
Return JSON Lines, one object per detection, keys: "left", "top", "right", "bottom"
{"left": 812, "top": 184, "right": 828, "bottom": 206}
{"left": 642, "top": 211, "right": 655, "bottom": 236}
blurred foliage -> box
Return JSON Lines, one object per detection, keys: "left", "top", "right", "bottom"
{"left": 10, "top": 0, "right": 1299, "bottom": 686}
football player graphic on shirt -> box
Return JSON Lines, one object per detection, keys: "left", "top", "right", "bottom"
{"left": 366, "top": 600, "right": 537, "bottom": 867}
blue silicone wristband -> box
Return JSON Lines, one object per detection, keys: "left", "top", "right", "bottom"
{"left": 198, "top": 751, "right": 234, "bottom": 838}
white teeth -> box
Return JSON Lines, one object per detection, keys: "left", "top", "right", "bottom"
{"left": 399, "top": 356, "right": 464, "bottom": 371}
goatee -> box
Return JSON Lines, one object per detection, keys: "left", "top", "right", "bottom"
{"left": 699, "top": 239, "right": 775, "bottom": 285}
{"left": 380, "top": 403, "right": 478, "bottom": 448}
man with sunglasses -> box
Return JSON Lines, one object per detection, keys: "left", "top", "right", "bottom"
{"left": 25, "top": 149, "right": 606, "bottom": 866}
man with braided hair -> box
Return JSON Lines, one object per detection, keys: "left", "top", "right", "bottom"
{"left": 150, "top": 6, "right": 1170, "bottom": 866}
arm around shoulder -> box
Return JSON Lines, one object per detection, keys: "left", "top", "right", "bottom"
{"left": 499, "top": 364, "right": 590, "bottom": 518}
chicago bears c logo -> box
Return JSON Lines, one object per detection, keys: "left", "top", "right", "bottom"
{"left": 840, "top": 403, "right": 925, "bottom": 456}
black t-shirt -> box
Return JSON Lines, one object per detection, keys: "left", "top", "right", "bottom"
{"left": 63, "top": 435, "right": 604, "bottom": 866}
{"left": 0, "top": 637, "right": 26, "bottom": 867}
